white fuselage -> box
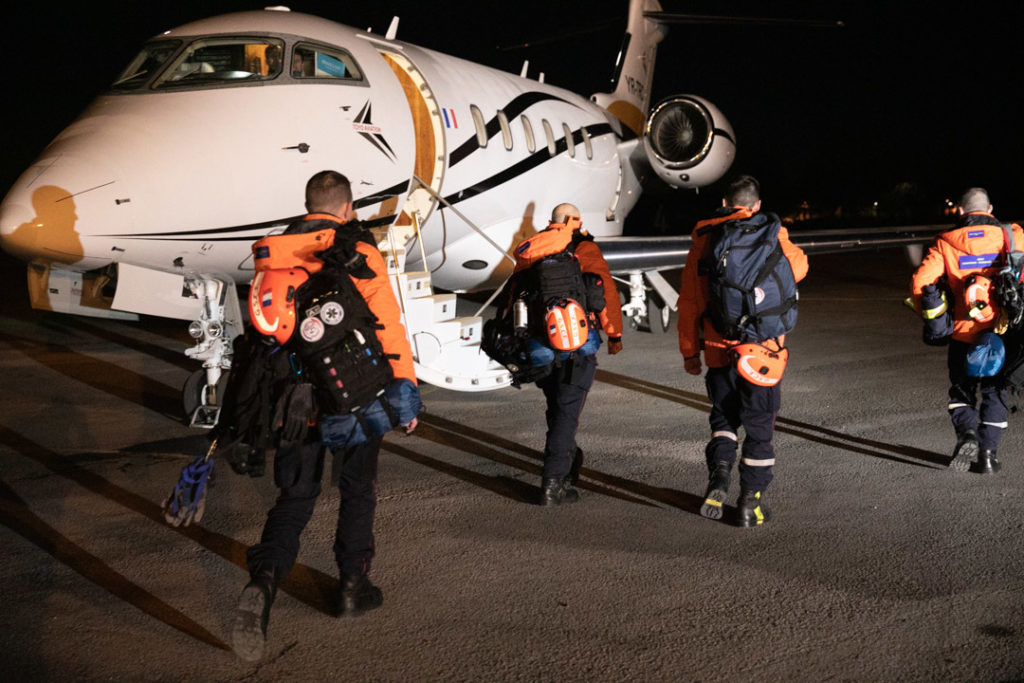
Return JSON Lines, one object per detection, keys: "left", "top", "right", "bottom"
{"left": 0, "top": 10, "right": 636, "bottom": 293}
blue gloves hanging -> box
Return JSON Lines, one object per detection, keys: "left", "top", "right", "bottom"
{"left": 162, "top": 442, "right": 216, "bottom": 527}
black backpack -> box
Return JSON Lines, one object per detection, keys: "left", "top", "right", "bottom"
{"left": 700, "top": 213, "right": 799, "bottom": 342}
{"left": 290, "top": 261, "right": 396, "bottom": 422}
{"left": 991, "top": 223, "right": 1024, "bottom": 396}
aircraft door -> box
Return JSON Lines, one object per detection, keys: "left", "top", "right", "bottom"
{"left": 378, "top": 50, "right": 445, "bottom": 230}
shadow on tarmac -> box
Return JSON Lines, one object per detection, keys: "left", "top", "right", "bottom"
{"left": 0, "top": 425, "right": 339, "bottom": 629}
{"left": 596, "top": 369, "right": 950, "bottom": 468}
{"left": 0, "top": 477, "right": 230, "bottom": 651}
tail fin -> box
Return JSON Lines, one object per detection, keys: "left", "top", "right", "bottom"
{"left": 591, "top": 0, "right": 666, "bottom": 136}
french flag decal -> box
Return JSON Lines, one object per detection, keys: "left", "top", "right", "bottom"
{"left": 442, "top": 108, "right": 458, "bottom": 129}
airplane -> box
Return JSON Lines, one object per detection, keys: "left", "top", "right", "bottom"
{"left": 0, "top": 0, "right": 931, "bottom": 425}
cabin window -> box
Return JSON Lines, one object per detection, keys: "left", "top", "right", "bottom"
{"left": 470, "top": 105, "right": 488, "bottom": 148}
{"left": 521, "top": 116, "right": 536, "bottom": 153}
{"left": 563, "top": 123, "right": 576, "bottom": 158}
{"left": 542, "top": 119, "right": 556, "bottom": 156}
{"left": 581, "top": 125, "right": 593, "bottom": 159}
{"left": 497, "top": 111, "right": 513, "bottom": 151}
{"left": 154, "top": 37, "right": 287, "bottom": 87}
{"left": 111, "top": 40, "right": 182, "bottom": 90}
{"left": 290, "top": 43, "right": 363, "bottom": 80}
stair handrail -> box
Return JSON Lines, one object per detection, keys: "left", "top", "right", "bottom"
{"left": 410, "top": 175, "right": 516, "bottom": 266}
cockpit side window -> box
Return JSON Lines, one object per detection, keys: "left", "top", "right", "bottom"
{"left": 291, "top": 43, "right": 363, "bottom": 81}
{"left": 153, "top": 37, "right": 286, "bottom": 88}
{"left": 111, "top": 40, "right": 182, "bottom": 90}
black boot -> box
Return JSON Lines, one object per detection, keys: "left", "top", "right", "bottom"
{"left": 737, "top": 490, "right": 771, "bottom": 528}
{"left": 700, "top": 461, "right": 732, "bottom": 520}
{"left": 338, "top": 573, "right": 383, "bottom": 617}
{"left": 973, "top": 449, "right": 1002, "bottom": 474}
{"left": 950, "top": 429, "right": 980, "bottom": 472}
{"left": 540, "top": 476, "right": 580, "bottom": 506}
{"left": 568, "top": 448, "right": 584, "bottom": 486}
{"left": 231, "top": 565, "right": 279, "bottom": 662}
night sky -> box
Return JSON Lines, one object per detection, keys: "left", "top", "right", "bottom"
{"left": 5, "top": 0, "right": 1024, "bottom": 226}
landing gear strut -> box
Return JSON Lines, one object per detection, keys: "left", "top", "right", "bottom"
{"left": 621, "top": 270, "right": 676, "bottom": 333}
{"left": 182, "top": 274, "right": 242, "bottom": 428}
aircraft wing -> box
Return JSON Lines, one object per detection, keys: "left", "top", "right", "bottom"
{"left": 597, "top": 224, "right": 945, "bottom": 274}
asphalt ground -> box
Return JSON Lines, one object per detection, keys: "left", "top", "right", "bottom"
{"left": 1, "top": 248, "right": 1023, "bottom": 681}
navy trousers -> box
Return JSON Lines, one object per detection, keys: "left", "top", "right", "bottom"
{"left": 704, "top": 365, "right": 781, "bottom": 492}
{"left": 947, "top": 339, "right": 1009, "bottom": 452}
{"left": 246, "top": 434, "right": 382, "bottom": 579}
{"left": 536, "top": 353, "right": 597, "bottom": 479}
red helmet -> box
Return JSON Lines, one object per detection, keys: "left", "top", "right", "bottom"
{"left": 248, "top": 267, "right": 309, "bottom": 345}
{"left": 545, "top": 298, "right": 589, "bottom": 351}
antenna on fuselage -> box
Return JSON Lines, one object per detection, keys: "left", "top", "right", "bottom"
{"left": 519, "top": 60, "right": 529, "bottom": 78}
{"left": 386, "top": 16, "right": 399, "bottom": 40}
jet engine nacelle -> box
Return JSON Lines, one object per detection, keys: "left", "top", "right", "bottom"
{"left": 642, "top": 95, "right": 735, "bottom": 190}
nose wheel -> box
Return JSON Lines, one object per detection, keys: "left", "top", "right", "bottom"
{"left": 182, "top": 369, "right": 229, "bottom": 428}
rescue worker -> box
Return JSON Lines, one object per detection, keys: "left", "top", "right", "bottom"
{"left": 508, "top": 203, "right": 623, "bottom": 505}
{"left": 678, "top": 175, "right": 808, "bottom": 527}
{"left": 911, "top": 187, "right": 1024, "bottom": 473}
{"left": 231, "top": 170, "right": 420, "bottom": 661}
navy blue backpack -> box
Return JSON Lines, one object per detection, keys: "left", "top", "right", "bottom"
{"left": 702, "top": 213, "right": 799, "bottom": 342}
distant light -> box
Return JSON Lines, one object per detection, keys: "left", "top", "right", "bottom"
{"left": 873, "top": 201, "right": 879, "bottom": 207}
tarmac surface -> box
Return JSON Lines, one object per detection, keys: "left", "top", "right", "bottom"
{"left": 2, "top": 247, "right": 1024, "bottom": 681}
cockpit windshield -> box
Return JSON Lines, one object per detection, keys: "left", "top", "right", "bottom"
{"left": 110, "top": 35, "right": 365, "bottom": 92}
{"left": 153, "top": 37, "right": 286, "bottom": 87}
{"left": 111, "top": 40, "right": 181, "bottom": 90}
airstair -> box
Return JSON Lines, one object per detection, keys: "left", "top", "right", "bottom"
{"left": 378, "top": 214, "right": 513, "bottom": 392}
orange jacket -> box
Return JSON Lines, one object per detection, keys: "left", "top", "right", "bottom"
{"left": 270, "top": 213, "right": 417, "bottom": 384}
{"left": 677, "top": 207, "right": 809, "bottom": 367}
{"left": 911, "top": 212, "right": 1024, "bottom": 343}
{"left": 353, "top": 241, "right": 417, "bottom": 383}
{"left": 512, "top": 222, "right": 623, "bottom": 338}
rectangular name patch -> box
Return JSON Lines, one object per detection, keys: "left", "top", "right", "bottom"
{"left": 968, "top": 229, "right": 986, "bottom": 239}
{"left": 959, "top": 253, "right": 998, "bottom": 270}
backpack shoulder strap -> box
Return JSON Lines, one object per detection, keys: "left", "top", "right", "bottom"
{"left": 999, "top": 222, "right": 1017, "bottom": 254}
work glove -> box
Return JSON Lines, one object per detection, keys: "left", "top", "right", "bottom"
{"left": 162, "top": 454, "right": 214, "bottom": 527}
{"left": 607, "top": 336, "right": 623, "bottom": 355}
{"left": 273, "top": 382, "right": 315, "bottom": 442}
{"left": 684, "top": 355, "right": 702, "bottom": 375}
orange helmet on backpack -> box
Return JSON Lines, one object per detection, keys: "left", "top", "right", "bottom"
{"left": 545, "top": 298, "right": 589, "bottom": 351}
{"left": 965, "top": 274, "right": 998, "bottom": 324}
{"left": 249, "top": 267, "right": 309, "bottom": 345}
{"left": 731, "top": 342, "right": 789, "bottom": 387}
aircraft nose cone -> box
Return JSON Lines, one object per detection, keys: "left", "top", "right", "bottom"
{"left": 0, "top": 153, "right": 125, "bottom": 267}
{"left": 0, "top": 198, "right": 37, "bottom": 261}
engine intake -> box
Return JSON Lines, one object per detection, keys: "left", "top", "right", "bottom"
{"left": 643, "top": 95, "right": 735, "bottom": 189}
